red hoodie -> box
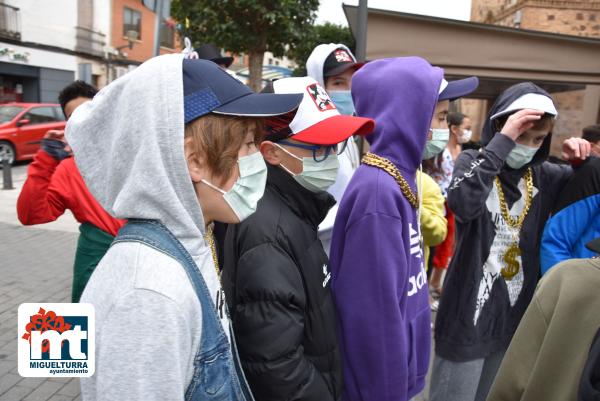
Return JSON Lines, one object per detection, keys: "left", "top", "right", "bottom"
{"left": 17, "top": 150, "right": 125, "bottom": 235}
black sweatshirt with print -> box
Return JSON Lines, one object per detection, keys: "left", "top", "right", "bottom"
{"left": 434, "top": 83, "right": 572, "bottom": 361}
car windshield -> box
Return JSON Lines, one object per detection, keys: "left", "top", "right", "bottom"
{"left": 0, "top": 106, "right": 24, "bottom": 123}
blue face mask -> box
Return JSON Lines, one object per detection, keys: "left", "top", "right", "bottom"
{"left": 329, "top": 90, "right": 356, "bottom": 116}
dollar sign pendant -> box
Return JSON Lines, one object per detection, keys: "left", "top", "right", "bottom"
{"left": 501, "top": 242, "right": 521, "bottom": 280}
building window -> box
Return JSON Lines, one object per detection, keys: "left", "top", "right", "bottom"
{"left": 576, "top": 13, "right": 584, "bottom": 20}
{"left": 123, "top": 7, "right": 142, "bottom": 40}
{"left": 159, "top": 21, "right": 175, "bottom": 48}
{"left": 547, "top": 15, "right": 555, "bottom": 21}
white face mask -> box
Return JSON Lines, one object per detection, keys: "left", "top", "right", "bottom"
{"left": 458, "top": 129, "right": 473, "bottom": 144}
{"left": 201, "top": 151, "right": 267, "bottom": 222}
{"left": 422, "top": 128, "right": 450, "bottom": 160}
{"left": 506, "top": 143, "right": 540, "bottom": 169}
{"left": 275, "top": 143, "right": 340, "bottom": 193}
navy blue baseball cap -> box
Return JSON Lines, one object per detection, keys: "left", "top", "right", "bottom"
{"left": 183, "top": 59, "right": 303, "bottom": 124}
{"left": 438, "top": 76, "right": 479, "bottom": 101}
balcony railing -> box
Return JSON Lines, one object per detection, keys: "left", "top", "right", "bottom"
{"left": 0, "top": 3, "right": 20, "bottom": 40}
{"left": 75, "top": 26, "right": 106, "bottom": 57}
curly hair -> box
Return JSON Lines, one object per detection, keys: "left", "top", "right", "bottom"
{"left": 58, "top": 80, "right": 98, "bottom": 117}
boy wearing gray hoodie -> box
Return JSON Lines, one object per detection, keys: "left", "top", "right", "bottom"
{"left": 66, "top": 55, "right": 301, "bottom": 401}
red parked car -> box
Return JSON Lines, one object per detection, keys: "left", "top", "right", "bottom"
{"left": 0, "top": 103, "right": 66, "bottom": 164}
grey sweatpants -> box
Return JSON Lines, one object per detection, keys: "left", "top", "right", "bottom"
{"left": 428, "top": 349, "right": 506, "bottom": 401}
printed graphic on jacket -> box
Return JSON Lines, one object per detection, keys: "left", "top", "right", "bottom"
{"left": 408, "top": 223, "right": 427, "bottom": 297}
{"left": 474, "top": 177, "right": 539, "bottom": 325}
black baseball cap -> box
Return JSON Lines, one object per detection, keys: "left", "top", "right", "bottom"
{"left": 183, "top": 59, "right": 303, "bottom": 124}
{"left": 438, "top": 76, "right": 480, "bottom": 101}
{"left": 194, "top": 44, "right": 234, "bottom": 68}
{"left": 323, "top": 47, "right": 363, "bottom": 78}
{"left": 586, "top": 238, "right": 600, "bottom": 254}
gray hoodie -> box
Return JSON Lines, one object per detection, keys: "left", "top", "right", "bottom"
{"left": 66, "top": 54, "right": 226, "bottom": 401}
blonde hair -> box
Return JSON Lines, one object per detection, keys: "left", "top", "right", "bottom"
{"left": 184, "top": 114, "right": 264, "bottom": 186}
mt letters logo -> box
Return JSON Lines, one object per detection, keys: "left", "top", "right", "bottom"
{"left": 18, "top": 303, "right": 95, "bottom": 377}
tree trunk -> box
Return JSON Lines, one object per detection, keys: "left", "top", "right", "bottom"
{"left": 248, "top": 49, "right": 264, "bottom": 92}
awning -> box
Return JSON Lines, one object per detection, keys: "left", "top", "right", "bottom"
{"left": 235, "top": 65, "right": 294, "bottom": 86}
{"left": 344, "top": 5, "right": 600, "bottom": 88}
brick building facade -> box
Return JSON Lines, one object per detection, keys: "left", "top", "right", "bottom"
{"left": 466, "top": 0, "right": 600, "bottom": 153}
{"left": 109, "top": 0, "right": 181, "bottom": 79}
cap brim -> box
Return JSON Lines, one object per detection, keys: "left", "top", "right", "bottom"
{"left": 292, "top": 115, "right": 374, "bottom": 145}
{"left": 324, "top": 62, "right": 364, "bottom": 78}
{"left": 586, "top": 238, "right": 600, "bottom": 253}
{"left": 438, "top": 76, "right": 479, "bottom": 101}
{"left": 211, "top": 57, "right": 234, "bottom": 68}
{"left": 213, "top": 92, "right": 303, "bottom": 117}
{"left": 489, "top": 93, "right": 558, "bottom": 120}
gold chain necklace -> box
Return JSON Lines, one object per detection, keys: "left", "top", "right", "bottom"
{"left": 494, "top": 168, "right": 533, "bottom": 280}
{"left": 362, "top": 152, "right": 419, "bottom": 209}
{"left": 204, "top": 224, "right": 228, "bottom": 319}
{"left": 203, "top": 224, "right": 221, "bottom": 280}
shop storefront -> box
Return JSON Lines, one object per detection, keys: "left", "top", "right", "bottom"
{"left": 0, "top": 43, "right": 75, "bottom": 104}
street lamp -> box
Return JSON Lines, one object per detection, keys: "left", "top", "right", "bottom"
{"left": 116, "top": 30, "right": 140, "bottom": 54}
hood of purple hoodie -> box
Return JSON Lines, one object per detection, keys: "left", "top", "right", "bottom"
{"left": 351, "top": 57, "right": 444, "bottom": 171}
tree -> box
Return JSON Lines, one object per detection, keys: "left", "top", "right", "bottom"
{"left": 172, "top": 0, "right": 319, "bottom": 91}
{"left": 287, "top": 22, "right": 355, "bottom": 77}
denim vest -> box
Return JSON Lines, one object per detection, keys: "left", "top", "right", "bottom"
{"left": 114, "top": 219, "right": 254, "bottom": 401}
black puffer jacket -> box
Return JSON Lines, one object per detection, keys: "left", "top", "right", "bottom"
{"left": 222, "top": 164, "right": 342, "bottom": 401}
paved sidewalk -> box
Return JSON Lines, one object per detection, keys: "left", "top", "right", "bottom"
{"left": 0, "top": 222, "right": 81, "bottom": 401}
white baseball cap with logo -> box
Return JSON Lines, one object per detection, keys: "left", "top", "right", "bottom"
{"left": 263, "top": 76, "right": 374, "bottom": 145}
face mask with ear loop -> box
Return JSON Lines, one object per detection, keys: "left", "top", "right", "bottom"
{"left": 200, "top": 151, "right": 268, "bottom": 222}
{"left": 458, "top": 129, "right": 473, "bottom": 144}
{"left": 505, "top": 143, "right": 540, "bottom": 169}
{"left": 274, "top": 143, "right": 340, "bottom": 193}
{"left": 422, "top": 128, "right": 450, "bottom": 160}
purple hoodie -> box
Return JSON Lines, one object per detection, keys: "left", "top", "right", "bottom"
{"left": 329, "top": 57, "right": 443, "bottom": 401}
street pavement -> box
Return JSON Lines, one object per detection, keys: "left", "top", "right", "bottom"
{"left": 0, "top": 163, "right": 81, "bottom": 401}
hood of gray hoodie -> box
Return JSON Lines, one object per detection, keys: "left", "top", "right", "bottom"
{"left": 66, "top": 54, "right": 207, "bottom": 257}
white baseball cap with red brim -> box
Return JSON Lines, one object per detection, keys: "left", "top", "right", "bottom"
{"left": 264, "top": 77, "right": 374, "bottom": 145}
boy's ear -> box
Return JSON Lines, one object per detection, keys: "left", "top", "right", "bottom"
{"left": 184, "top": 137, "right": 204, "bottom": 183}
{"left": 260, "top": 141, "right": 281, "bottom": 166}
{"left": 450, "top": 124, "right": 460, "bottom": 136}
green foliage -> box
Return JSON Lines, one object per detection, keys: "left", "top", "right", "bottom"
{"left": 287, "top": 22, "right": 355, "bottom": 77}
{"left": 171, "top": 0, "right": 320, "bottom": 56}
